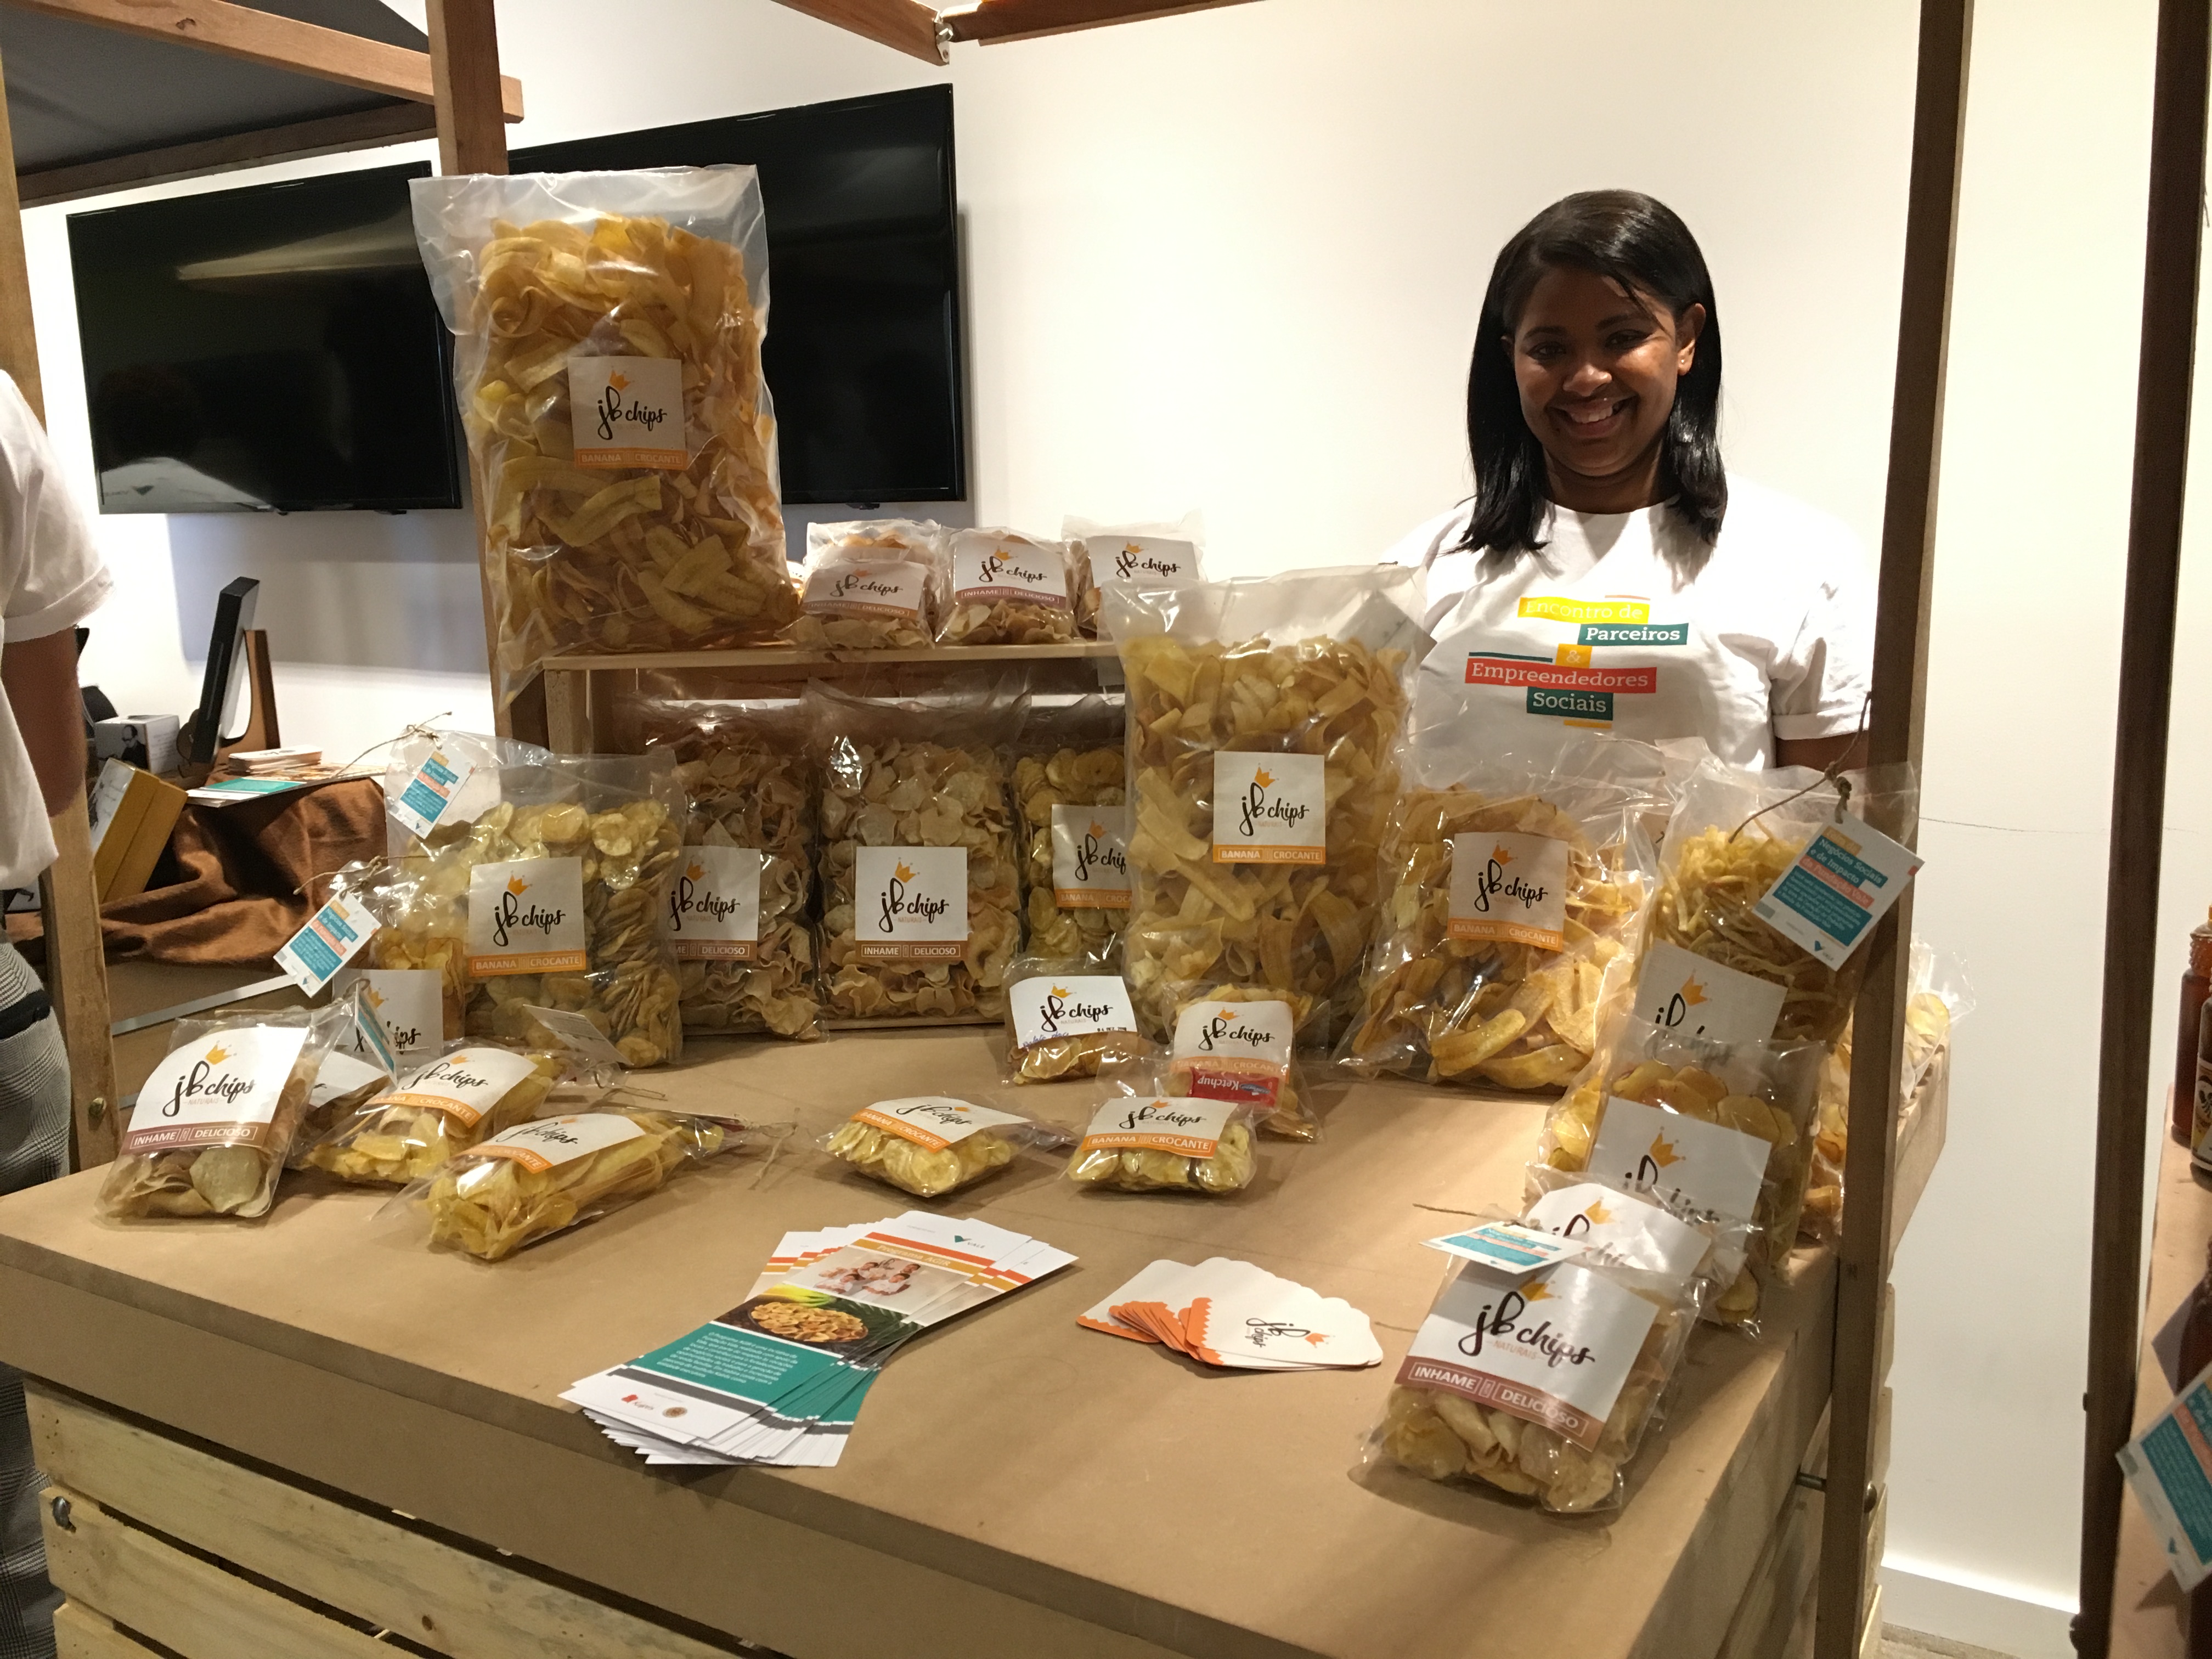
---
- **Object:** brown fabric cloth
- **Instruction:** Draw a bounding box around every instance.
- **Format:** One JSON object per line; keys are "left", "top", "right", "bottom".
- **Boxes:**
{"left": 10, "top": 778, "right": 386, "bottom": 968}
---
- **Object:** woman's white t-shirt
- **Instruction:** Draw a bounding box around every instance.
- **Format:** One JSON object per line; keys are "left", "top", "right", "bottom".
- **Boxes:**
{"left": 1392, "top": 479, "right": 1872, "bottom": 768}
{"left": 1, "top": 373, "right": 111, "bottom": 891}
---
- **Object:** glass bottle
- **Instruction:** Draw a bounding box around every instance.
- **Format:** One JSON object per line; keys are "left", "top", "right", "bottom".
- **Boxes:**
{"left": 2179, "top": 907, "right": 2212, "bottom": 1144}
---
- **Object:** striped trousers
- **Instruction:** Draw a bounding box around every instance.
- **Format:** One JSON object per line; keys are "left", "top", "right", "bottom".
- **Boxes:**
{"left": 0, "top": 943, "right": 65, "bottom": 1659}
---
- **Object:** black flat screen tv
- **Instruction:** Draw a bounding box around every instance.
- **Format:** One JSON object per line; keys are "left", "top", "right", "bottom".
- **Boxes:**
{"left": 71, "top": 161, "right": 462, "bottom": 514}
{"left": 514, "top": 84, "right": 966, "bottom": 505}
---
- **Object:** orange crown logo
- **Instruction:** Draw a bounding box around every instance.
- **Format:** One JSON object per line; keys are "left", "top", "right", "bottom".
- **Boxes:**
{"left": 204, "top": 1043, "right": 229, "bottom": 1065}
{"left": 1522, "top": 1278, "right": 1555, "bottom": 1303}
{"left": 608, "top": 370, "right": 629, "bottom": 392}
{"left": 506, "top": 876, "right": 529, "bottom": 897}
{"left": 1679, "top": 975, "right": 1708, "bottom": 1008}
{"left": 1647, "top": 1132, "right": 1683, "bottom": 1170}
{"left": 894, "top": 861, "right": 916, "bottom": 883}
{"left": 1254, "top": 766, "right": 1274, "bottom": 789}
{"left": 1216, "top": 1008, "right": 1238, "bottom": 1022}
{"left": 1301, "top": 1331, "right": 1331, "bottom": 1347}
{"left": 1582, "top": 1198, "right": 1613, "bottom": 1226}
{"left": 364, "top": 986, "right": 385, "bottom": 1009}
{"left": 1088, "top": 820, "right": 1106, "bottom": 839}
{"left": 1050, "top": 985, "right": 1071, "bottom": 998}
{"left": 1491, "top": 842, "right": 1516, "bottom": 866}
{"left": 686, "top": 861, "right": 706, "bottom": 883}
{"left": 1124, "top": 541, "right": 1143, "bottom": 555}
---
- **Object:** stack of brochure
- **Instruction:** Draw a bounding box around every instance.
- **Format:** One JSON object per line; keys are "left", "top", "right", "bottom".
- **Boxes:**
{"left": 565, "top": 1213, "right": 1074, "bottom": 1466}
{"left": 1078, "top": 1258, "right": 1381, "bottom": 1372}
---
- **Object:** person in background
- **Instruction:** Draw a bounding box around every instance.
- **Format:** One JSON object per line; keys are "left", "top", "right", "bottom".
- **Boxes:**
{"left": 1393, "top": 189, "right": 1872, "bottom": 771}
{"left": 0, "top": 370, "right": 110, "bottom": 1659}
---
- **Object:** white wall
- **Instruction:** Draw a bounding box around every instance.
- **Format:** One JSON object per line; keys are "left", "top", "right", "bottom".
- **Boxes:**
{"left": 24, "top": 0, "right": 2173, "bottom": 1647}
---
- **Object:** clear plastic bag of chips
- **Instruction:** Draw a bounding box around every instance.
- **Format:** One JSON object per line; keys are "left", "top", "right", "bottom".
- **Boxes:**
{"left": 1519, "top": 1163, "right": 1755, "bottom": 1311}
{"left": 936, "top": 528, "right": 1077, "bottom": 645}
{"left": 1165, "top": 984, "right": 1318, "bottom": 1141}
{"left": 304, "top": 1042, "right": 566, "bottom": 1187}
{"left": 1014, "top": 693, "right": 1130, "bottom": 966}
{"left": 1340, "top": 732, "right": 1663, "bottom": 1091}
{"left": 1107, "top": 568, "right": 1427, "bottom": 1044}
{"left": 821, "top": 1096, "right": 1070, "bottom": 1197}
{"left": 1062, "top": 511, "right": 1204, "bottom": 639}
{"left": 1001, "top": 963, "right": 1157, "bottom": 1084}
{"left": 411, "top": 168, "right": 795, "bottom": 708}
{"left": 381, "top": 727, "right": 550, "bottom": 857}
{"left": 100, "top": 1001, "right": 356, "bottom": 1221}
{"left": 1369, "top": 1247, "right": 1702, "bottom": 1513}
{"left": 386, "top": 752, "right": 687, "bottom": 1066}
{"left": 788, "top": 518, "right": 946, "bottom": 650}
{"left": 292, "top": 1047, "right": 396, "bottom": 1170}
{"left": 1534, "top": 1016, "right": 1822, "bottom": 1329}
{"left": 809, "top": 679, "right": 1022, "bottom": 1022}
{"left": 1065, "top": 1088, "right": 1261, "bottom": 1195}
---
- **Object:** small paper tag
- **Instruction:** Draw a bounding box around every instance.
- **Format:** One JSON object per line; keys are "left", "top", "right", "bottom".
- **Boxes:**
{"left": 949, "top": 532, "right": 1069, "bottom": 608}
{"left": 2120, "top": 1363, "right": 2212, "bottom": 1592}
{"left": 1009, "top": 975, "right": 1138, "bottom": 1051}
{"left": 1752, "top": 810, "right": 1923, "bottom": 966}
{"left": 348, "top": 985, "right": 400, "bottom": 1074}
{"left": 668, "top": 847, "right": 762, "bottom": 961}
{"left": 1447, "top": 832, "right": 1569, "bottom": 950}
{"left": 390, "top": 747, "right": 474, "bottom": 839}
{"left": 1212, "top": 752, "right": 1325, "bottom": 865}
{"left": 803, "top": 560, "right": 927, "bottom": 622}
{"left": 335, "top": 969, "right": 442, "bottom": 1059}
{"left": 126, "top": 1025, "right": 311, "bottom": 1154}
{"left": 516, "top": 1006, "right": 629, "bottom": 1071}
{"left": 1423, "top": 1221, "right": 1589, "bottom": 1276}
{"left": 1169, "top": 998, "right": 1293, "bottom": 1109}
{"left": 1087, "top": 534, "right": 1198, "bottom": 590}
{"left": 569, "top": 356, "right": 687, "bottom": 469}
{"left": 1587, "top": 1097, "right": 1770, "bottom": 1224}
{"left": 274, "top": 894, "right": 378, "bottom": 997}
{"left": 1522, "top": 1182, "right": 1713, "bottom": 1284}
{"left": 474, "top": 1113, "right": 645, "bottom": 1173}
{"left": 850, "top": 1097, "right": 1028, "bottom": 1153}
{"left": 467, "top": 857, "right": 587, "bottom": 977}
{"left": 1049, "top": 805, "right": 1131, "bottom": 909}
{"left": 1079, "top": 1096, "right": 1237, "bottom": 1159}
{"left": 377, "top": 1047, "right": 540, "bottom": 1128}
{"left": 1631, "top": 941, "right": 1786, "bottom": 1044}
{"left": 854, "top": 846, "right": 969, "bottom": 962}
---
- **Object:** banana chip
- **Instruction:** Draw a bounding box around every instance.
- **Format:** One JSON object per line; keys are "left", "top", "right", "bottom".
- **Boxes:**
{"left": 414, "top": 177, "right": 795, "bottom": 706}
{"left": 819, "top": 1096, "right": 1059, "bottom": 1197}
{"left": 1065, "top": 1096, "right": 1259, "bottom": 1194}
{"left": 1804, "top": 984, "right": 1957, "bottom": 1240}
{"left": 788, "top": 520, "right": 943, "bottom": 650}
{"left": 1015, "top": 743, "right": 1129, "bottom": 962}
{"left": 307, "top": 1047, "right": 561, "bottom": 1187}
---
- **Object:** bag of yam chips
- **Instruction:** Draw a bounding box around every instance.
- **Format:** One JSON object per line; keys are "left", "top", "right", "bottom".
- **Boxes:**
{"left": 100, "top": 1002, "right": 356, "bottom": 1221}
{"left": 411, "top": 168, "right": 795, "bottom": 709}
{"left": 1105, "top": 567, "right": 1428, "bottom": 1045}
{"left": 1013, "top": 692, "right": 1130, "bottom": 967}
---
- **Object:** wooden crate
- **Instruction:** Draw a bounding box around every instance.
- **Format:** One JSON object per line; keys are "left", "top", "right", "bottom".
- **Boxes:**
{"left": 31, "top": 1383, "right": 770, "bottom": 1659}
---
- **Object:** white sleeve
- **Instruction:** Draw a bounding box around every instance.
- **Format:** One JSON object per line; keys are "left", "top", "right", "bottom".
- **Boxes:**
{"left": 1769, "top": 524, "right": 1874, "bottom": 742}
{"left": 0, "top": 374, "right": 110, "bottom": 644}
{"left": 1380, "top": 504, "right": 1479, "bottom": 631}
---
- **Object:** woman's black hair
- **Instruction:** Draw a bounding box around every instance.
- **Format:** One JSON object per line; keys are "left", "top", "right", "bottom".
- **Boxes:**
{"left": 1461, "top": 189, "right": 1725, "bottom": 559}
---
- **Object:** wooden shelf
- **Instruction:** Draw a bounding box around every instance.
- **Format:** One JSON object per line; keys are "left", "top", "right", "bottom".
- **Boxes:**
{"left": 540, "top": 640, "right": 1119, "bottom": 674}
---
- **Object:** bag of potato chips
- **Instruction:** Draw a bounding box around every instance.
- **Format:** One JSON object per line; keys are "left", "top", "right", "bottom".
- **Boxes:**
{"left": 1339, "top": 731, "right": 1664, "bottom": 1092}
{"left": 789, "top": 520, "right": 946, "bottom": 650}
{"left": 808, "top": 678, "right": 1023, "bottom": 1023}
{"left": 411, "top": 168, "right": 795, "bottom": 708}
{"left": 1001, "top": 963, "right": 1156, "bottom": 1085}
{"left": 100, "top": 1001, "right": 355, "bottom": 1221}
{"left": 1105, "top": 568, "right": 1428, "bottom": 1044}
{"left": 1062, "top": 511, "right": 1204, "bottom": 639}
{"left": 821, "top": 1096, "right": 1071, "bottom": 1197}
{"left": 1013, "top": 693, "right": 1130, "bottom": 967}
{"left": 386, "top": 751, "right": 688, "bottom": 1067}
{"left": 382, "top": 727, "right": 549, "bottom": 857}
{"left": 936, "top": 528, "right": 1077, "bottom": 646}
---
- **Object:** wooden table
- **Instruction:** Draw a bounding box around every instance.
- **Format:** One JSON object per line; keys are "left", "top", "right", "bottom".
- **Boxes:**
{"left": 0, "top": 1028, "right": 1836, "bottom": 1659}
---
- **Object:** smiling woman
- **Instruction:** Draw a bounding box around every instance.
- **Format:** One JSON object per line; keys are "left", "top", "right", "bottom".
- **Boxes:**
{"left": 1394, "top": 191, "right": 1872, "bottom": 771}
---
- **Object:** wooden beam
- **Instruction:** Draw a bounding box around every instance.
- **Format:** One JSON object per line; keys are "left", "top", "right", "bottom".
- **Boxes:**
{"left": 2076, "top": 0, "right": 2212, "bottom": 1651}
{"left": 0, "top": 41, "right": 38, "bottom": 419}
{"left": 941, "top": 0, "right": 1259, "bottom": 46}
{"left": 426, "top": 0, "right": 505, "bottom": 176}
{"left": 1812, "top": 2, "right": 1972, "bottom": 1656}
{"left": 762, "top": 0, "right": 945, "bottom": 63}
{"left": 16, "top": 102, "right": 436, "bottom": 209}
{"left": 0, "top": 0, "right": 523, "bottom": 121}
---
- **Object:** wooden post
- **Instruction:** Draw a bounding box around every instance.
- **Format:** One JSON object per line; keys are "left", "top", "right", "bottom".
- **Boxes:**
{"left": 0, "top": 44, "right": 119, "bottom": 1167}
{"left": 2076, "top": 1, "right": 2212, "bottom": 1650}
{"left": 1813, "top": 2, "right": 1972, "bottom": 1654}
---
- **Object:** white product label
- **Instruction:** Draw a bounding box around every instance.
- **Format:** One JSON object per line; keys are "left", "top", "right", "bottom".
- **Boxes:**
{"left": 1087, "top": 534, "right": 1198, "bottom": 589}
{"left": 1212, "top": 752, "right": 1325, "bottom": 865}
{"left": 849, "top": 1096, "right": 1028, "bottom": 1153}
{"left": 1079, "top": 1095, "right": 1238, "bottom": 1159}
{"left": 273, "top": 894, "right": 378, "bottom": 997}
{"left": 1751, "top": 810, "right": 1923, "bottom": 967}
{"left": 1447, "top": 831, "right": 1569, "bottom": 950}
{"left": 516, "top": 1007, "right": 628, "bottom": 1071}
{"left": 308, "top": 1049, "right": 391, "bottom": 1110}
{"left": 1398, "top": 1260, "right": 1659, "bottom": 1451}
{"left": 338, "top": 968, "right": 442, "bottom": 1058}
{"left": 1587, "top": 1097, "right": 1771, "bottom": 1224}
{"left": 949, "top": 531, "right": 1070, "bottom": 608}
{"left": 854, "top": 846, "right": 969, "bottom": 962}
{"left": 1010, "top": 975, "right": 1139, "bottom": 1051}
{"left": 473, "top": 1113, "right": 645, "bottom": 1173}
{"left": 377, "top": 1047, "right": 540, "bottom": 1129}
{"left": 1523, "top": 1182, "right": 1713, "bottom": 1284}
{"left": 802, "top": 560, "right": 927, "bottom": 622}
{"left": 390, "top": 748, "right": 475, "bottom": 839}
{"left": 1423, "top": 1221, "right": 1589, "bottom": 1276}
{"left": 127, "top": 1025, "right": 311, "bottom": 1154}
{"left": 668, "top": 847, "right": 762, "bottom": 960}
{"left": 568, "top": 356, "right": 687, "bottom": 470}
{"left": 1170, "top": 998, "right": 1294, "bottom": 1110}
{"left": 1632, "top": 942, "right": 1786, "bottom": 1044}
{"left": 467, "top": 857, "right": 587, "bottom": 977}
{"left": 1050, "top": 804, "right": 1131, "bottom": 909}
